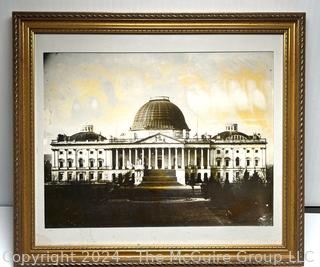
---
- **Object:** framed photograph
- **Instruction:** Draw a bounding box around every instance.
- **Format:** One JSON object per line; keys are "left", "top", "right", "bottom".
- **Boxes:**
{"left": 13, "top": 12, "right": 305, "bottom": 266}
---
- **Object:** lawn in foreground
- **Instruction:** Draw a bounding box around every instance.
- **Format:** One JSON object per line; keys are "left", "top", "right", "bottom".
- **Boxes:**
{"left": 45, "top": 184, "right": 271, "bottom": 228}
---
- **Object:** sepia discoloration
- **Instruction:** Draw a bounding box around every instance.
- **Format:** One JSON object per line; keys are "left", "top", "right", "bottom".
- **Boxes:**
{"left": 13, "top": 12, "right": 305, "bottom": 266}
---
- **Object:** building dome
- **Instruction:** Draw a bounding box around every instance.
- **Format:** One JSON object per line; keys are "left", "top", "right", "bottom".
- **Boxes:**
{"left": 131, "top": 96, "right": 189, "bottom": 131}
{"left": 211, "top": 124, "right": 263, "bottom": 141}
{"left": 69, "top": 131, "right": 106, "bottom": 142}
{"left": 212, "top": 130, "right": 249, "bottom": 141}
{"left": 65, "top": 125, "right": 106, "bottom": 142}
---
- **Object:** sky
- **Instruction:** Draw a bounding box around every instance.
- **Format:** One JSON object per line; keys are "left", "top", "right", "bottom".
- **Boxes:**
{"left": 44, "top": 52, "right": 274, "bottom": 162}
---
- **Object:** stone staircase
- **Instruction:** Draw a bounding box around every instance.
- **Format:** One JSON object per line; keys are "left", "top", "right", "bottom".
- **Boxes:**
{"left": 140, "top": 169, "right": 182, "bottom": 187}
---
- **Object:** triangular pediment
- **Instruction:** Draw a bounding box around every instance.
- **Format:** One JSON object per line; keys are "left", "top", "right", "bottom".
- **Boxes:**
{"left": 135, "top": 133, "right": 182, "bottom": 144}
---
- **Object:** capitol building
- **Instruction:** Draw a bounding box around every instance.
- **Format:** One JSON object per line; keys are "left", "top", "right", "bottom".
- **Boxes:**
{"left": 50, "top": 96, "right": 267, "bottom": 186}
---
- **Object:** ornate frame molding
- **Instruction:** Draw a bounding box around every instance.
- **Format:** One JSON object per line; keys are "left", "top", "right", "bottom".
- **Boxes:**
{"left": 13, "top": 12, "right": 305, "bottom": 266}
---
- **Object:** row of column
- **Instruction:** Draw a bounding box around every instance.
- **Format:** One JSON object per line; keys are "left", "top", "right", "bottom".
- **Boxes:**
{"left": 112, "top": 147, "right": 211, "bottom": 170}
{"left": 53, "top": 147, "right": 211, "bottom": 170}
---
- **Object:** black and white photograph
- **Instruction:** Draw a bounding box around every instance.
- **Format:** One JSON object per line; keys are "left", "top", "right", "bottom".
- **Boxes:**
{"left": 43, "top": 52, "right": 274, "bottom": 228}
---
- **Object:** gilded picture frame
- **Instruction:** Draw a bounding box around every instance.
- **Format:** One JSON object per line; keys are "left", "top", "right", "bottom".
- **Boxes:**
{"left": 13, "top": 12, "right": 305, "bottom": 266}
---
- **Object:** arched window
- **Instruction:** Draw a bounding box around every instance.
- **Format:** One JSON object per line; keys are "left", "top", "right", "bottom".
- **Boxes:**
{"left": 89, "top": 159, "right": 95, "bottom": 168}
{"left": 216, "top": 158, "right": 221, "bottom": 167}
{"left": 67, "top": 159, "right": 73, "bottom": 168}
{"left": 225, "top": 158, "right": 230, "bottom": 167}
{"left": 246, "top": 159, "right": 250, "bottom": 167}
{"left": 235, "top": 157, "right": 240, "bottom": 167}
{"left": 78, "top": 158, "right": 84, "bottom": 168}
{"left": 98, "top": 159, "right": 103, "bottom": 168}
{"left": 59, "top": 159, "right": 64, "bottom": 168}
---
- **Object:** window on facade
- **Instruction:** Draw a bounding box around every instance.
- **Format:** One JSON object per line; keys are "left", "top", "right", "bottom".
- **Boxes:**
{"left": 255, "top": 150, "right": 259, "bottom": 153}
{"left": 236, "top": 172, "right": 239, "bottom": 178}
{"left": 235, "top": 157, "right": 240, "bottom": 166}
{"left": 90, "top": 160, "right": 94, "bottom": 168}
{"left": 216, "top": 159, "right": 221, "bottom": 167}
{"left": 247, "top": 159, "right": 250, "bottom": 166}
{"left": 67, "top": 173, "right": 72, "bottom": 181}
{"left": 89, "top": 172, "right": 94, "bottom": 180}
{"left": 255, "top": 159, "right": 259, "bottom": 166}
{"left": 58, "top": 172, "right": 63, "bottom": 181}
{"left": 68, "top": 151, "right": 72, "bottom": 155}
{"left": 217, "top": 172, "right": 220, "bottom": 178}
{"left": 98, "top": 172, "right": 103, "bottom": 180}
{"left": 90, "top": 151, "right": 94, "bottom": 154}
{"left": 217, "top": 150, "right": 220, "bottom": 154}
{"left": 226, "top": 172, "right": 229, "bottom": 180}
{"left": 79, "top": 173, "right": 84, "bottom": 180}
{"left": 247, "top": 150, "right": 250, "bottom": 153}
{"left": 236, "top": 150, "right": 239, "bottom": 153}
{"left": 98, "top": 160, "right": 103, "bottom": 168}
{"left": 225, "top": 159, "right": 229, "bottom": 167}
{"left": 225, "top": 150, "right": 229, "bottom": 154}
{"left": 79, "top": 159, "right": 84, "bottom": 168}
{"left": 79, "top": 151, "right": 83, "bottom": 155}
{"left": 99, "top": 151, "right": 102, "bottom": 154}
{"left": 59, "top": 151, "right": 63, "bottom": 155}
{"left": 68, "top": 160, "right": 72, "bottom": 168}
{"left": 59, "top": 160, "right": 64, "bottom": 168}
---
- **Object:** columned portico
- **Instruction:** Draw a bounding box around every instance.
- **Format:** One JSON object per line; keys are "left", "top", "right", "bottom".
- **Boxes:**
{"left": 174, "top": 148, "right": 178, "bottom": 169}
{"left": 129, "top": 149, "right": 132, "bottom": 167}
{"left": 181, "top": 148, "right": 185, "bottom": 169}
{"left": 148, "top": 148, "right": 151, "bottom": 169}
{"left": 135, "top": 149, "right": 138, "bottom": 165}
{"left": 155, "top": 148, "right": 158, "bottom": 169}
{"left": 161, "top": 148, "right": 165, "bottom": 169}
{"left": 142, "top": 148, "right": 145, "bottom": 164}
{"left": 115, "top": 149, "right": 119, "bottom": 170}
{"left": 122, "top": 149, "right": 125, "bottom": 169}
{"left": 200, "top": 148, "right": 204, "bottom": 169}
{"left": 109, "top": 149, "right": 113, "bottom": 170}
